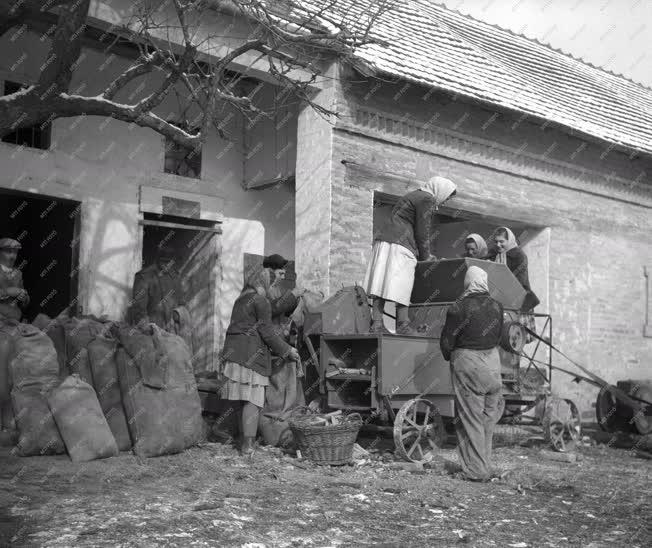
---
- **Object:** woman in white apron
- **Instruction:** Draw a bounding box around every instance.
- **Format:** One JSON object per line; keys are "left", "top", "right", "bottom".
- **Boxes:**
{"left": 364, "top": 177, "right": 457, "bottom": 334}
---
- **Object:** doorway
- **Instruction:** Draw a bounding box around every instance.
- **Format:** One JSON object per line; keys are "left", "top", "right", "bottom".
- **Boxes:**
{"left": 0, "top": 189, "right": 80, "bottom": 321}
{"left": 140, "top": 213, "right": 221, "bottom": 373}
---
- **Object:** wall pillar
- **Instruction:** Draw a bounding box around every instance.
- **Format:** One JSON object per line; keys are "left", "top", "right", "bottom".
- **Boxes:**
{"left": 294, "top": 63, "right": 338, "bottom": 295}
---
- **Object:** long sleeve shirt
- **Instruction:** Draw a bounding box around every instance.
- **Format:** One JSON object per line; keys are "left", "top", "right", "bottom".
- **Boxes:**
{"left": 376, "top": 189, "right": 437, "bottom": 260}
{"left": 221, "top": 291, "right": 291, "bottom": 377}
{"left": 440, "top": 293, "right": 504, "bottom": 362}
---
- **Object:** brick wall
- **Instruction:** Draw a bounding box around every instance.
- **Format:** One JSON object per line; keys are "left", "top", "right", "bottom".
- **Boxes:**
{"left": 312, "top": 70, "right": 652, "bottom": 417}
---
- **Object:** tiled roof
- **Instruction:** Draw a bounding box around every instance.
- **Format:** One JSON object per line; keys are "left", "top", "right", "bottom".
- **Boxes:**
{"left": 303, "top": 0, "right": 652, "bottom": 156}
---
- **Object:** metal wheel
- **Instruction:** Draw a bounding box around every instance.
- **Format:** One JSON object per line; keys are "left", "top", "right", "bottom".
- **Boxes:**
{"left": 543, "top": 397, "right": 581, "bottom": 452}
{"left": 393, "top": 398, "right": 445, "bottom": 463}
{"left": 595, "top": 386, "right": 620, "bottom": 433}
{"left": 500, "top": 321, "right": 527, "bottom": 354}
{"left": 633, "top": 385, "right": 652, "bottom": 435}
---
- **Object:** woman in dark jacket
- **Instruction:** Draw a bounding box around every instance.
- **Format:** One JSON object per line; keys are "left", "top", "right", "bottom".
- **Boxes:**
{"left": 364, "top": 177, "right": 457, "bottom": 334}
{"left": 488, "top": 227, "right": 540, "bottom": 337}
{"left": 440, "top": 266, "right": 504, "bottom": 482}
{"left": 221, "top": 265, "right": 300, "bottom": 455}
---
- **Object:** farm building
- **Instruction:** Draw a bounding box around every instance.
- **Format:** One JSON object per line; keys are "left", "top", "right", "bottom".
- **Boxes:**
{"left": 1, "top": 0, "right": 651, "bottom": 417}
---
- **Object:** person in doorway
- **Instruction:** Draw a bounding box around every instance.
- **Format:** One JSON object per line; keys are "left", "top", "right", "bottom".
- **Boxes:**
{"left": 463, "top": 234, "right": 488, "bottom": 259}
{"left": 131, "top": 246, "right": 185, "bottom": 332}
{"left": 440, "top": 266, "right": 504, "bottom": 482}
{"left": 488, "top": 226, "right": 539, "bottom": 338}
{"left": 365, "top": 176, "right": 457, "bottom": 335}
{"left": 0, "top": 238, "right": 29, "bottom": 321}
{"left": 221, "top": 265, "right": 300, "bottom": 455}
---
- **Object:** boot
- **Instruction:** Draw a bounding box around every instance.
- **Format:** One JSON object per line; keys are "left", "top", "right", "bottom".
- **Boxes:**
{"left": 395, "top": 304, "right": 417, "bottom": 335}
{"left": 396, "top": 321, "right": 418, "bottom": 336}
{"left": 370, "top": 297, "right": 391, "bottom": 334}
{"left": 240, "top": 436, "right": 255, "bottom": 456}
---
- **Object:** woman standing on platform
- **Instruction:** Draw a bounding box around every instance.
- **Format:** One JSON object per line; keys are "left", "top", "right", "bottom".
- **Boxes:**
{"left": 364, "top": 176, "right": 457, "bottom": 335}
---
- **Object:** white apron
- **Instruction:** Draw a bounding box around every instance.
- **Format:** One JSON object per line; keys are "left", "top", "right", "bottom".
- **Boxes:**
{"left": 364, "top": 241, "right": 417, "bottom": 306}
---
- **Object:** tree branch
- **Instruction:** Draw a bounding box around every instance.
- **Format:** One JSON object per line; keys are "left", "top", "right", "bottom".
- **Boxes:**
{"left": 36, "top": 0, "right": 91, "bottom": 100}
{"left": 103, "top": 51, "right": 166, "bottom": 100}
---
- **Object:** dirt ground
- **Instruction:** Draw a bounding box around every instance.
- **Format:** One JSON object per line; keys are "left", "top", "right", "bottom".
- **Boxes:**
{"left": 0, "top": 428, "right": 650, "bottom": 548}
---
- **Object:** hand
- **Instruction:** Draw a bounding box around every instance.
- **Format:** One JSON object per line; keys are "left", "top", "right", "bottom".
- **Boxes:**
{"left": 16, "top": 289, "right": 28, "bottom": 302}
{"left": 5, "top": 287, "right": 24, "bottom": 298}
{"left": 291, "top": 287, "right": 306, "bottom": 297}
{"left": 286, "top": 347, "right": 300, "bottom": 362}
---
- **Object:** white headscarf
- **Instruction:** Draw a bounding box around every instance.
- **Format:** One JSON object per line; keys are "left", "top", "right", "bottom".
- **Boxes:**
{"left": 461, "top": 265, "right": 489, "bottom": 299}
{"left": 420, "top": 176, "right": 457, "bottom": 209}
{"left": 464, "top": 233, "right": 488, "bottom": 258}
{"left": 492, "top": 226, "right": 518, "bottom": 265}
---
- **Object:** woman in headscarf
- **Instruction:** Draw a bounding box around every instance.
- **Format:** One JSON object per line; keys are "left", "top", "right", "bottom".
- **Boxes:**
{"left": 365, "top": 176, "right": 457, "bottom": 335}
{"left": 488, "top": 227, "right": 540, "bottom": 338}
{"left": 440, "top": 266, "right": 504, "bottom": 482}
{"left": 463, "top": 233, "right": 488, "bottom": 259}
{"left": 221, "top": 264, "right": 300, "bottom": 455}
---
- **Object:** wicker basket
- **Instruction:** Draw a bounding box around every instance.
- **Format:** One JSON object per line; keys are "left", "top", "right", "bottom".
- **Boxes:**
{"left": 289, "top": 412, "right": 363, "bottom": 465}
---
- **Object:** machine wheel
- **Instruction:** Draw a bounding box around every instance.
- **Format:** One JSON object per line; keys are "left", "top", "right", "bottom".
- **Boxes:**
{"left": 500, "top": 321, "right": 527, "bottom": 354}
{"left": 595, "top": 386, "right": 621, "bottom": 433}
{"left": 543, "top": 397, "right": 581, "bottom": 452}
{"left": 393, "top": 398, "right": 445, "bottom": 463}
{"left": 632, "top": 385, "right": 652, "bottom": 435}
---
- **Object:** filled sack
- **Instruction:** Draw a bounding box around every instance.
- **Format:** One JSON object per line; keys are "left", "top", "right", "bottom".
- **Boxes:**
{"left": 116, "top": 324, "right": 203, "bottom": 457}
{"left": 32, "top": 313, "right": 67, "bottom": 378}
{"left": 0, "top": 323, "right": 15, "bottom": 430}
{"left": 47, "top": 374, "right": 119, "bottom": 462}
{"left": 88, "top": 333, "right": 131, "bottom": 451}
{"left": 12, "top": 388, "right": 65, "bottom": 456}
{"left": 9, "top": 322, "right": 65, "bottom": 455}
{"left": 63, "top": 316, "right": 113, "bottom": 385}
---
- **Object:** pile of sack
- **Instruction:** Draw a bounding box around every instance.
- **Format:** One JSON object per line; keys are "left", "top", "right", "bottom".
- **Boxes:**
{"left": 0, "top": 314, "right": 203, "bottom": 462}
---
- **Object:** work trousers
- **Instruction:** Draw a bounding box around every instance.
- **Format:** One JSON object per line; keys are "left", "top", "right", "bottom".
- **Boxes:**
{"left": 451, "top": 347, "right": 504, "bottom": 480}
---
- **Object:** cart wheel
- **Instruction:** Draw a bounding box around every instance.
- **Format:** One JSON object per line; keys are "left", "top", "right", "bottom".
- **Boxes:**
{"left": 500, "top": 321, "right": 527, "bottom": 354}
{"left": 543, "top": 397, "right": 581, "bottom": 452}
{"left": 393, "top": 398, "right": 445, "bottom": 464}
{"left": 595, "top": 386, "right": 620, "bottom": 433}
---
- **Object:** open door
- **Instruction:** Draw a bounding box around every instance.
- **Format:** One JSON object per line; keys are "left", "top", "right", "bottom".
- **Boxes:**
{"left": 141, "top": 214, "right": 221, "bottom": 374}
{"left": 180, "top": 232, "right": 219, "bottom": 373}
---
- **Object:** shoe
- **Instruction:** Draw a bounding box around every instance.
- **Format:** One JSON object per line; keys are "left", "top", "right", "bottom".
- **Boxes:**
{"left": 240, "top": 436, "right": 255, "bottom": 456}
{"left": 396, "top": 322, "right": 418, "bottom": 336}
{"left": 370, "top": 322, "right": 391, "bottom": 335}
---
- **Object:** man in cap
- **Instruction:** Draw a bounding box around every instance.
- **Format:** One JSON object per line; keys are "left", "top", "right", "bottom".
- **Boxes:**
{"left": 131, "top": 245, "right": 185, "bottom": 332}
{"left": 0, "top": 238, "right": 29, "bottom": 321}
{"left": 259, "top": 253, "right": 307, "bottom": 445}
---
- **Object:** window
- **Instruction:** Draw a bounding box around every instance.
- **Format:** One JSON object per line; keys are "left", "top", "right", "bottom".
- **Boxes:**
{"left": 2, "top": 81, "right": 51, "bottom": 150}
{"left": 164, "top": 125, "right": 201, "bottom": 179}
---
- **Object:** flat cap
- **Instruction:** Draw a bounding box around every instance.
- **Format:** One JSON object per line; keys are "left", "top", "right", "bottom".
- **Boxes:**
{"left": 0, "top": 238, "right": 21, "bottom": 250}
{"left": 262, "top": 254, "right": 288, "bottom": 270}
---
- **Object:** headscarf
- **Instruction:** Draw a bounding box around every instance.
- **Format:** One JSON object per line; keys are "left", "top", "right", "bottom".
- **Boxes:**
{"left": 419, "top": 176, "right": 457, "bottom": 209}
{"left": 492, "top": 226, "right": 518, "bottom": 265}
{"left": 243, "top": 263, "right": 271, "bottom": 295}
{"left": 461, "top": 266, "right": 489, "bottom": 299}
{"left": 464, "top": 233, "right": 488, "bottom": 258}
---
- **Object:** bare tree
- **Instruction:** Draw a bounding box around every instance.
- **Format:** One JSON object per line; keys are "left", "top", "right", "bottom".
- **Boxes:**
{"left": 0, "top": 0, "right": 392, "bottom": 152}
